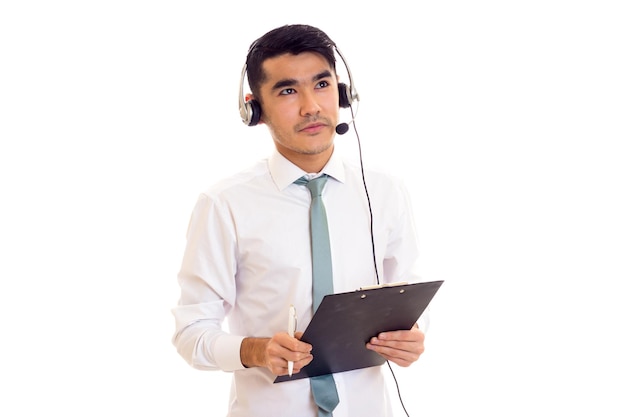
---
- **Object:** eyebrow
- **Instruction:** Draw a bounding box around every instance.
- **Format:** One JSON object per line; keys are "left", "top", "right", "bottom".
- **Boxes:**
{"left": 270, "top": 70, "right": 333, "bottom": 92}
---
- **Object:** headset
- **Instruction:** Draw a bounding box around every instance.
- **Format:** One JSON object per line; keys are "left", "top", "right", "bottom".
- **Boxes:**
{"left": 238, "top": 46, "right": 360, "bottom": 127}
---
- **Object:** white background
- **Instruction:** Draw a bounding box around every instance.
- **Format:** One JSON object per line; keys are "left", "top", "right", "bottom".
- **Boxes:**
{"left": 1, "top": 1, "right": 625, "bottom": 416}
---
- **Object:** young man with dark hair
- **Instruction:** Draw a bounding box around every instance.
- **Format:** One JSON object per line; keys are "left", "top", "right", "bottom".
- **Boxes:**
{"left": 172, "top": 24, "right": 426, "bottom": 417}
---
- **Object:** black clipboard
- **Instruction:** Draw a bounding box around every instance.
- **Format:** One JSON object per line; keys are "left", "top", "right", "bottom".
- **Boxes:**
{"left": 274, "top": 280, "right": 444, "bottom": 383}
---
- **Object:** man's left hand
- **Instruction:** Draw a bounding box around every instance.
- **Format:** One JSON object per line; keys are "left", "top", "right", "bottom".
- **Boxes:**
{"left": 365, "top": 324, "right": 425, "bottom": 367}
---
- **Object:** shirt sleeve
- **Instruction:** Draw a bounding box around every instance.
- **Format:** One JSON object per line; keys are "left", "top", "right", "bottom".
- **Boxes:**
{"left": 382, "top": 178, "right": 420, "bottom": 283}
{"left": 382, "top": 178, "right": 431, "bottom": 332}
{"left": 171, "top": 193, "right": 246, "bottom": 371}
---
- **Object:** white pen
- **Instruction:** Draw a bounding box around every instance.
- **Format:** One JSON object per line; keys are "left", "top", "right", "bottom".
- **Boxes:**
{"left": 287, "top": 304, "right": 297, "bottom": 377}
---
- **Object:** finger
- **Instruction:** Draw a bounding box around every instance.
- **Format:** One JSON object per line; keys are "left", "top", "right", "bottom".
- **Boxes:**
{"left": 367, "top": 343, "right": 421, "bottom": 367}
{"left": 289, "top": 353, "right": 314, "bottom": 375}
{"left": 377, "top": 328, "right": 424, "bottom": 343}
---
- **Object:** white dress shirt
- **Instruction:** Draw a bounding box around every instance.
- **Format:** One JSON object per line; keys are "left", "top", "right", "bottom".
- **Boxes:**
{"left": 172, "top": 150, "right": 421, "bottom": 417}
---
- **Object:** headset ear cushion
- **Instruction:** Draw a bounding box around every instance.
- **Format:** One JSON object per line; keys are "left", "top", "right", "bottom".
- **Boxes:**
{"left": 247, "top": 99, "right": 262, "bottom": 126}
{"left": 338, "top": 83, "right": 352, "bottom": 108}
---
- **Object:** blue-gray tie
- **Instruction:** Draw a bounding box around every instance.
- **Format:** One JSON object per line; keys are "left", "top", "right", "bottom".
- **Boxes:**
{"left": 295, "top": 175, "right": 340, "bottom": 417}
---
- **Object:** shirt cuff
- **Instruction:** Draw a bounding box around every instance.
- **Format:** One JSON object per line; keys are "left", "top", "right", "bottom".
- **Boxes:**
{"left": 212, "top": 334, "right": 247, "bottom": 372}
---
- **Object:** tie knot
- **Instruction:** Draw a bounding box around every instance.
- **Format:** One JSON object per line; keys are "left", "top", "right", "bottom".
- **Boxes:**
{"left": 295, "top": 175, "right": 328, "bottom": 197}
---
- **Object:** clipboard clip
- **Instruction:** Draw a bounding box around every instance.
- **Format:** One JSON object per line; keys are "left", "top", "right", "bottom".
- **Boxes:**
{"left": 358, "top": 281, "right": 408, "bottom": 291}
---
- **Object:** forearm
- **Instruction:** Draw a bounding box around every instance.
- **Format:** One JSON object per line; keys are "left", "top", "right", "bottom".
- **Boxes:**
{"left": 240, "top": 337, "right": 271, "bottom": 368}
{"left": 172, "top": 307, "right": 246, "bottom": 371}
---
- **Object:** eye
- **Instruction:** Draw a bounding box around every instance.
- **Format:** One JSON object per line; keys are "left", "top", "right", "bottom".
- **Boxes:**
{"left": 279, "top": 88, "right": 296, "bottom": 95}
{"left": 316, "top": 80, "right": 330, "bottom": 89}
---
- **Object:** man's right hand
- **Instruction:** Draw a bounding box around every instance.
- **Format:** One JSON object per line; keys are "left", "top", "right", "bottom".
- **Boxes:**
{"left": 240, "top": 332, "right": 313, "bottom": 375}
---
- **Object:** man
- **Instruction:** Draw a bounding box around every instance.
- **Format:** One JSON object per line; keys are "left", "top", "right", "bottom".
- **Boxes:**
{"left": 172, "top": 24, "right": 426, "bottom": 417}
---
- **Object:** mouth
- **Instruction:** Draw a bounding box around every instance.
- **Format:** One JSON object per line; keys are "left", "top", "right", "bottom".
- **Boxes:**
{"left": 298, "top": 122, "right": 328, "bottom": 134}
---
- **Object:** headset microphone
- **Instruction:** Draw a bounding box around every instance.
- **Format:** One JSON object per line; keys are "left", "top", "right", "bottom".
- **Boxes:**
{"left": 335, "top": 121, "right": 351, "bottom": 135}
{"left": 335, "top": 97, "right": 358, "bottom": 135}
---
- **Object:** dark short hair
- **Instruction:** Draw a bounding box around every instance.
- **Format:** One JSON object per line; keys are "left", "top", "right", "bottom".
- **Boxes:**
{"left": 245, "top": 24, "right": 337, "bottom": 101}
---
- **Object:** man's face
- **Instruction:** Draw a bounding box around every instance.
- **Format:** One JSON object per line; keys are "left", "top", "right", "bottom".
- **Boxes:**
{"left": 256, "top": 52, "right": 340, "bottom": 171}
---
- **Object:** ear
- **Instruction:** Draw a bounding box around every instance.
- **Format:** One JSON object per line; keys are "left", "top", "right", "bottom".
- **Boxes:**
{"left": 248, "top": 95, "right": 265, "bottom": 125}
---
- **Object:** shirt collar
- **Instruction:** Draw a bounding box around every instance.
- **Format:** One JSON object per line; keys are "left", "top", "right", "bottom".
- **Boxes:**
{"left": 269, "top": 150, "right": 346, "bottom": 191}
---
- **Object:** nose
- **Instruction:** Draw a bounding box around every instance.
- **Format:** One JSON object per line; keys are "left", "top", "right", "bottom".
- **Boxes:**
{"left": 299, "top": 90, "right": 321, "bottom": 118}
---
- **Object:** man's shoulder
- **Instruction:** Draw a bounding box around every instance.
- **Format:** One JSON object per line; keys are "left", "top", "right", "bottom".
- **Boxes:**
{"left": 342, "top": 158, "right": 404, "bottom": 187}
{"left": 201, "top": 158, "right": 270, "bottom": 198}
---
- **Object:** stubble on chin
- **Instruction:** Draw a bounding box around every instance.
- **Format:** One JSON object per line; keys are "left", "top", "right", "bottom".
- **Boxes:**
{"left": 299, "top": 140, "right": 334, "bottom": 155}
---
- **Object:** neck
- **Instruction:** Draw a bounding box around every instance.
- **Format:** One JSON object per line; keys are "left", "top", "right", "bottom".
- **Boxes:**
{"left": 278, "top": 146, "right": 334, "bottom": 174}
